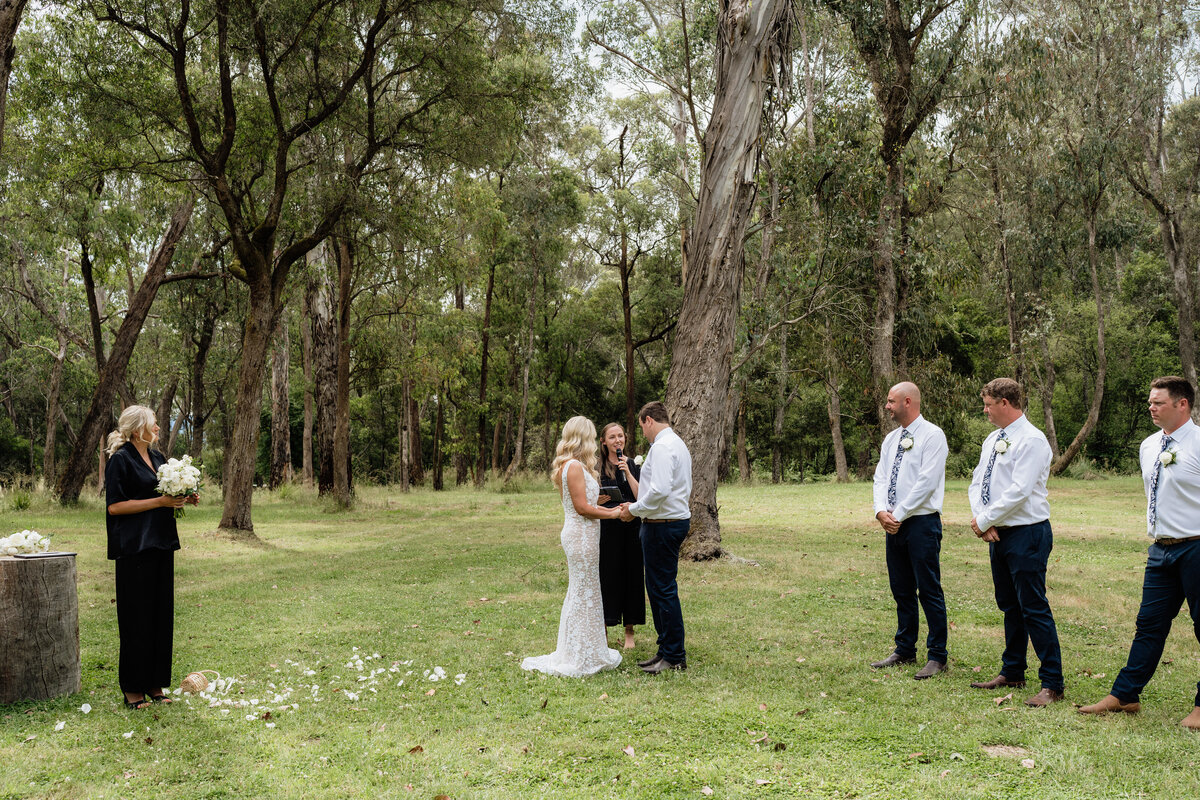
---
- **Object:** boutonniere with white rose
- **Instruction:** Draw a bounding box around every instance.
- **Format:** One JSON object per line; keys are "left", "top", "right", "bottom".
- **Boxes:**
{"left": 1159, "top": 447, "right": 1179, "bottom": 467}
{"left": 993, "top": 438, "right": 1010, "bottom": 454}
{"left": 900, "top": 435, "right": 915, "bottom": 450}
{"left": 634, "top": 455, "right": 644, "bottom": 466}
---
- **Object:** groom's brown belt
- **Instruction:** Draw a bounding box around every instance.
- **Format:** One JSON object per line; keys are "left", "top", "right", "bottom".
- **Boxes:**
{"left": 644, "top": 518, "right": 685, "bottom": 523}
{"left": 1155, "top": 535, "right": 1200, "bottom": 546}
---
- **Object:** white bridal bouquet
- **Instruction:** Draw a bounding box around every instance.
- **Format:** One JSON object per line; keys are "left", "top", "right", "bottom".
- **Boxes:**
{"left": 156, "top": 454, "right": 203, "bottom": 518}
{"left": 0, "top": 530, "right": 51, "bottom": 556}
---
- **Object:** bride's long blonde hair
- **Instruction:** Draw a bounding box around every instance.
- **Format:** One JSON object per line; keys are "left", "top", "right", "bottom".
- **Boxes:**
{"left": 551, "top": 416, "right": 600, "bottom": 488}
{"left": 106, "top": 405, "right": 158, "bottom": 455}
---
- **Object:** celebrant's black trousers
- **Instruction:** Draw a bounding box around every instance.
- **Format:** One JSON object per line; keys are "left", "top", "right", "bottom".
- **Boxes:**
{"left": 115, "top": 549, "right": 174, "bottom": 693}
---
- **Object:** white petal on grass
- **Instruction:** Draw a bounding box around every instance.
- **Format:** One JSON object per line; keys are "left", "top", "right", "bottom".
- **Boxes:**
{"left": 54, "top": 721, "right": 65, "bottom": 731}
{"left": 80, "top": 704, "right": 91, "bottom": 714}
{"left": 122, "top": 731, "right": 134, "bottom": 739}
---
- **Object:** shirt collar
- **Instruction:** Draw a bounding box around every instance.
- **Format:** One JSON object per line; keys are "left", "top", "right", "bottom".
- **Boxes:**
{"left": 1163, "top": 418, "right": 1197, "bottom": 443}
{"left": 999, "top": 414, "right": 1029, "bottom": 436}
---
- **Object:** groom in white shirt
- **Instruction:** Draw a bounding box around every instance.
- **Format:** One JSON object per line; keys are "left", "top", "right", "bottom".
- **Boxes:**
{"left": 967, "top": 377, "right": 1064, "bottom": 707}
{"left": 620, "top": 401, "right": 692, "bottom": 673}
{"left": 870, "top": 382, "right": 950, "bottom": 679}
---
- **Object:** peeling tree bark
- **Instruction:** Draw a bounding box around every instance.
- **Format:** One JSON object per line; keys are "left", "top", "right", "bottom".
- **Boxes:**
{"left": 664, "top": 0, "right": 793, "bottom": 560}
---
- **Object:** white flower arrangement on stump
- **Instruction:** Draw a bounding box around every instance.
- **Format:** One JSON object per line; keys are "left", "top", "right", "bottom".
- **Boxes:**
{"left": 0, "top": 530, "right": 50, "bottom": 556}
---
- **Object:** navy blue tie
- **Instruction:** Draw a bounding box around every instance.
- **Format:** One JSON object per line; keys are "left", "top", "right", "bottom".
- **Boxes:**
{"left": 886, "top": 429, "right": 910, "bottom": 510}
{"left": 1148, "top": 434, "right": 1174, "bottom": 532}
{"left": 981, "top": 430, "right": 1009, "bottom": 506}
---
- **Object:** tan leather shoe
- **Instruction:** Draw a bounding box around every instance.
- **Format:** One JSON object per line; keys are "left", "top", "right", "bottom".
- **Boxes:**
{"left": 1180, "top": 706, "right": 1200, "bottom": 730}
{"left": 970, "top": 674, "right": 1026, "bottom": 690}
{"left": 1078, "top": 694, "right": 1140, "bottom": 715}
{"left": 1024, "top": 688, "right": 1064, "bottom": 707}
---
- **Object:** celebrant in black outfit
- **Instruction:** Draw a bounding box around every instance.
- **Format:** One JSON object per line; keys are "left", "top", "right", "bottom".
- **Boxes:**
{"left": 597, "top": 422, "right": 645, "bottom": 650}
{"left": 105, "top": 405, "right": 193, "bottom": 709}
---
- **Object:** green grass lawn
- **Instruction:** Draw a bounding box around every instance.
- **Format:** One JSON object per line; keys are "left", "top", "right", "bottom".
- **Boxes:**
{"left": 2, "top": 477, "right": 1199, "bottom": 799}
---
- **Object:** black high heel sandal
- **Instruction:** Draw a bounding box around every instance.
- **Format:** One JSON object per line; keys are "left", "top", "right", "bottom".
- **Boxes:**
{"left": 123, "top": 695, "right": 150, "bottom": 710}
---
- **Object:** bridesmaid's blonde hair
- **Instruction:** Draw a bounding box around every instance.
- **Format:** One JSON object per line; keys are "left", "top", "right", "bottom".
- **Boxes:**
{"left": 551, "top": 416, "right": 599, "bottom": 488}
{"left": 106, "top": 405, "right": 158, "bottom": 455}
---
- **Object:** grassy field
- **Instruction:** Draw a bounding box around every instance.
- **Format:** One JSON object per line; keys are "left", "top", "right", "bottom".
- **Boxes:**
{"left": 1, "top": 477, "right": 1198, "bottom": 799}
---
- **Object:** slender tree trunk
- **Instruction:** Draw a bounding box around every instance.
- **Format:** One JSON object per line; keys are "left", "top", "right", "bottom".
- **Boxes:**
{"left": 736, "top": 397, "right": 749, "bottom": 483}
{"left": 407, "top": 380, "right": 424, "bottom": 485}
{"left": 0, "top": 0, "right": 28, "bottom": 158}
{"left": 312, "top": 265, "right": 337, "bottom": 495}
{"left": 491, "top": 416, "right": 503, "bottom": 475}
{"left": 1038, "top": 331, "right": 1060, "bottom": 460}
{"left": 433, "top": 383, "right": 444, "bottom": 491}
{"left": 506, "top": 264, "right": 537, "bottom": 480}
{"left": 398, "top": 382, "right": 410, "bottom": 491}
{"left": 772, "top": 331, "right": 788, "bottom": 483}
{"left": 475, "top": 261, "right": 497, "bottom": 486}
{"left": 58, "top": 194, "right": 196, "bottom": 503}
{"left": 1051, "top": 214, "right": 1107, "bottom": 474}
{"left": 269, "top": 323, "right": 293, "bottom": 489}
{"left": 42, "top": 336, "right": 66, "bottom": 479}
{"left": 300, "top": 279, "right": 315, "bottom": 487}
{"left": 332, "top": 234, "right": 353, "bottom": 506}
{"left": 824, "top": 321, "right": 849, "bottom": 482}
{"left": 664, "top": 0, "right": 792, "bottom": 560}
{"left": 189, "top": 307, "right": 217, "bottom": 457}
{"left": 992, "top": 159, "right": 1026, "bottom": 384}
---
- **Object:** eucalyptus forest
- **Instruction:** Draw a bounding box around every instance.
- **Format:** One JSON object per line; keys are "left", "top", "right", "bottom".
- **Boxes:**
{"left": 1, "top": 0, "right": 1198, "bottom": 557}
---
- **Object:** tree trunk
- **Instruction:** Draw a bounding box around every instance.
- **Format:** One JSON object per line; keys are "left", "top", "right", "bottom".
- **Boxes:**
{"left": 1038, "top": 331, "right": 1060, "bottom": 460}
{"left": 42, "top": 336, "right": 67, "bottom": 479}
{"left": 772, "top": 331, "right": 788, "bottom": 483}
{"left": 332, "top": 234, "right": 353, "bottom": 506}
{"left": 312, "top": 267, "right": 337, "bottom": 496}
{"left": 506, "top": 266, "right": 538, "bottom": 480}
{"left": 664, "top": 0, "right": 792, "bottom": 560}
{"left": 433, "top": 382, "right": 445, "bottom": 491}
{"left": 188, "top": 306, "right": 217, "bottom": 457}
{"left": 475, "top": 261, "right": 497, "bottom": 486}
{"left": 992, "top": 159, "right": 1026, "bottom": 384}
{"left": 1051, "top": 214, "right": 1106, "bottom": 475}
{"left": 57, "top": 194, "right": 196, "bottom": 503}
{"left": 824, "top": 321, "right": 850, "bottom": 482}
{"left": 269, "top": 322, "right": 293, "bottom": 489}
{"left": 300, "top": 268, "right": 316, "bottom": 487}
{"left": 0, "top": 0, "right": 28, "bottom": 158}
{"left": 408, "top": 386, "right": 424, "bottom": 485}
{"left": 736, "top": 396, "right": 750, "bottom": 483}
{"left": 398, "top": 382, "right": 410, "bottom": 491}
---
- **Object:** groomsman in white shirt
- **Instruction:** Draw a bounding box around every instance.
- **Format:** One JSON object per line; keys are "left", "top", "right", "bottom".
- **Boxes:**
{"left": 620, "top": 401, "right": 693, "bottom": 673}
{"left": 1080, "top": 376, "right": 1200, "bottom": 730}
{"left": 967, "top": 377, "right": 1065, "bottom": 707}
{"left": 869, "top": 382, "right": 950, "bottom": 679}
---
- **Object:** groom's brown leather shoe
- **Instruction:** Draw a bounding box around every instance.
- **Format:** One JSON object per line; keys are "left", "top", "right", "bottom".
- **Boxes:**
{"left": 1078, "top": 694, "right": 1140, "bottom": 715}
{"left": 869, "top": 651, "right": 916, "bottom": 669}
{"left": 913, "top": 660, "right": 947, "bottom": 680}
{"left": 970, "top": 674, "right": 1026, "bottom": 690}
{"left": 1024, "top": 688, "right": 1064, "bottom": 707}
{"left": 637, "top": 655, "right": 663, "bottom": 669}
{"left": 642, "top": 658, "right": 685, "bottom": 674}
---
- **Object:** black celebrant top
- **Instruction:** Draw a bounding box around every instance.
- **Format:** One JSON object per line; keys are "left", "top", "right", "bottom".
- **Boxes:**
{"left": 105, "top": 443, "right": 180, "bottom": 560}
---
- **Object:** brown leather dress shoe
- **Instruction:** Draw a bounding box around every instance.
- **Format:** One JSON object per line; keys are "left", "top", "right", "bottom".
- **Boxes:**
{"left": 637, "top": 655, "right": 663, "bottom": 669}
{"left": 1078, "top": 694, "right": 1140, "bottom": 715}
{"left": 970, "top": 674, "right": 1026, "bottom": 690}
{"left": 1024, "top": 688, "right": 1064, "bottom": 707}
{"left": 870, "top": 652, "right": 916, "bottom": 669}
{"left": 914, "top": 660, "right": 947, "bottom": 680}
{"left": 642, "top": 658, "right": 686, "bottom": 674}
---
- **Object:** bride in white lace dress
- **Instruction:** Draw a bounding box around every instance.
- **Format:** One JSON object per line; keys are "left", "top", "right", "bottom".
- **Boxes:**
{"left": 522, "top": 416, "right": 623, "bottom": 677}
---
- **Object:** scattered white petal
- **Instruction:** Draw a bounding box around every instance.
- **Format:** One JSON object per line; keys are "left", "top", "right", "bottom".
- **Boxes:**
{"left": 265, "top": 722, "right": 276, "bottom": 729}
{"left": 122, "top": 731, "right": 134, "bottom": 739}
{"left": 54, "top": 721, "right": 65, "bottom": 731}
{"left": 80, "top": 704, "right": 92, "bottom": 714}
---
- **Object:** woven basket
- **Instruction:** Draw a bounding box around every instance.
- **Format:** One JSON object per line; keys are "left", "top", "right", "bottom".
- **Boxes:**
{"left": 180, "top": 669, "right": 220, "bottom": 694}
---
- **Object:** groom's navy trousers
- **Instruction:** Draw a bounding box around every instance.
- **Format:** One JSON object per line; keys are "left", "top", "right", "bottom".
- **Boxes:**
{"left": 641, "top": 519, "right": 689, "bottom": 664}
{"left": 885, "top": 512, "right": 948, "bottom": 664}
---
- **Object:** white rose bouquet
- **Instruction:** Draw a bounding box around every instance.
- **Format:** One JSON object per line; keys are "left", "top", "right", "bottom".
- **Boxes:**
{"left": 0, "top": 530, "right": 51, "bottom": 556}
{"left": 155, "top": 454, "right": 203, "bottom": 519}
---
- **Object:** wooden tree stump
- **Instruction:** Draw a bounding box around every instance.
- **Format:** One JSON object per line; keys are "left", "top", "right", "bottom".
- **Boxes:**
{"left": 0, "top": 555, "right": 81, "bottom": 704}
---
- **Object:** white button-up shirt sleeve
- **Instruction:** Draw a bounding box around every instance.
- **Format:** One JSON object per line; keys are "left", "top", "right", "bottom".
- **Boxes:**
{"left": 1142, "top": 419, "right": 1200, "bottom": 538}
{"left": 891, "top": 419, "right": 948, "bottom": 522}
{"left": 974, "top": 416, "right": 1052, "bottom": 531}
{"left": 628, "top": 428, "right": 692, "bottom": 520}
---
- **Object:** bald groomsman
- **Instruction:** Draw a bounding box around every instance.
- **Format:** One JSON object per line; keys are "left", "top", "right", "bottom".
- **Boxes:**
{"left": 1080, "top": 376, "right": 1200, "bottom": 730}
{"left": 870, "top": 382, "right": 950, "bottom": 679}
{"left": 967, "top": 378, "right": 1064, "bottom": 707}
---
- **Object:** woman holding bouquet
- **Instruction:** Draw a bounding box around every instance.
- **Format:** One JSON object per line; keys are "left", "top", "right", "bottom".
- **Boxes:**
{"left": 105, "top": 405, "right": 197, "bottom": 709}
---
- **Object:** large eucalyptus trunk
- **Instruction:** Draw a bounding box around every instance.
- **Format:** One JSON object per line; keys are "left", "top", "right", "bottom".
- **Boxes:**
{"left": 58, "top": 194, "right": 196, "bottom": 503}
{"left": 1051, "top": 214, "right": 1106, "bottom": 475}
{"left": 269, "top": 323, "right": 293, "bottom": 490}
{"left": 664, "top": 0, "right": 792, "bottom": 560}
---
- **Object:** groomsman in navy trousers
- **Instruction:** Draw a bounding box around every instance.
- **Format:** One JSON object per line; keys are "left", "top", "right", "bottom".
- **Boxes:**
{"left": 869, "top": 382, "right": 950, "bottom": 680}
{"left": 967, "top": 378, "right": 1065, "bottom": 707}
{"left": 1080, "top": 376, "right": 1200, "bottom": 730}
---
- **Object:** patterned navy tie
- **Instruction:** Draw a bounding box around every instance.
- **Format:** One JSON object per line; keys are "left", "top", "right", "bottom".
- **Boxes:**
{"left": 886, "top": 429, "right": 910, "bottom": 510}
{"left": 980, "top": 430, "right": 1009, "bottom": 506}
{"left": 1148, "top": 434, "right": 1174, "bottom": 532}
